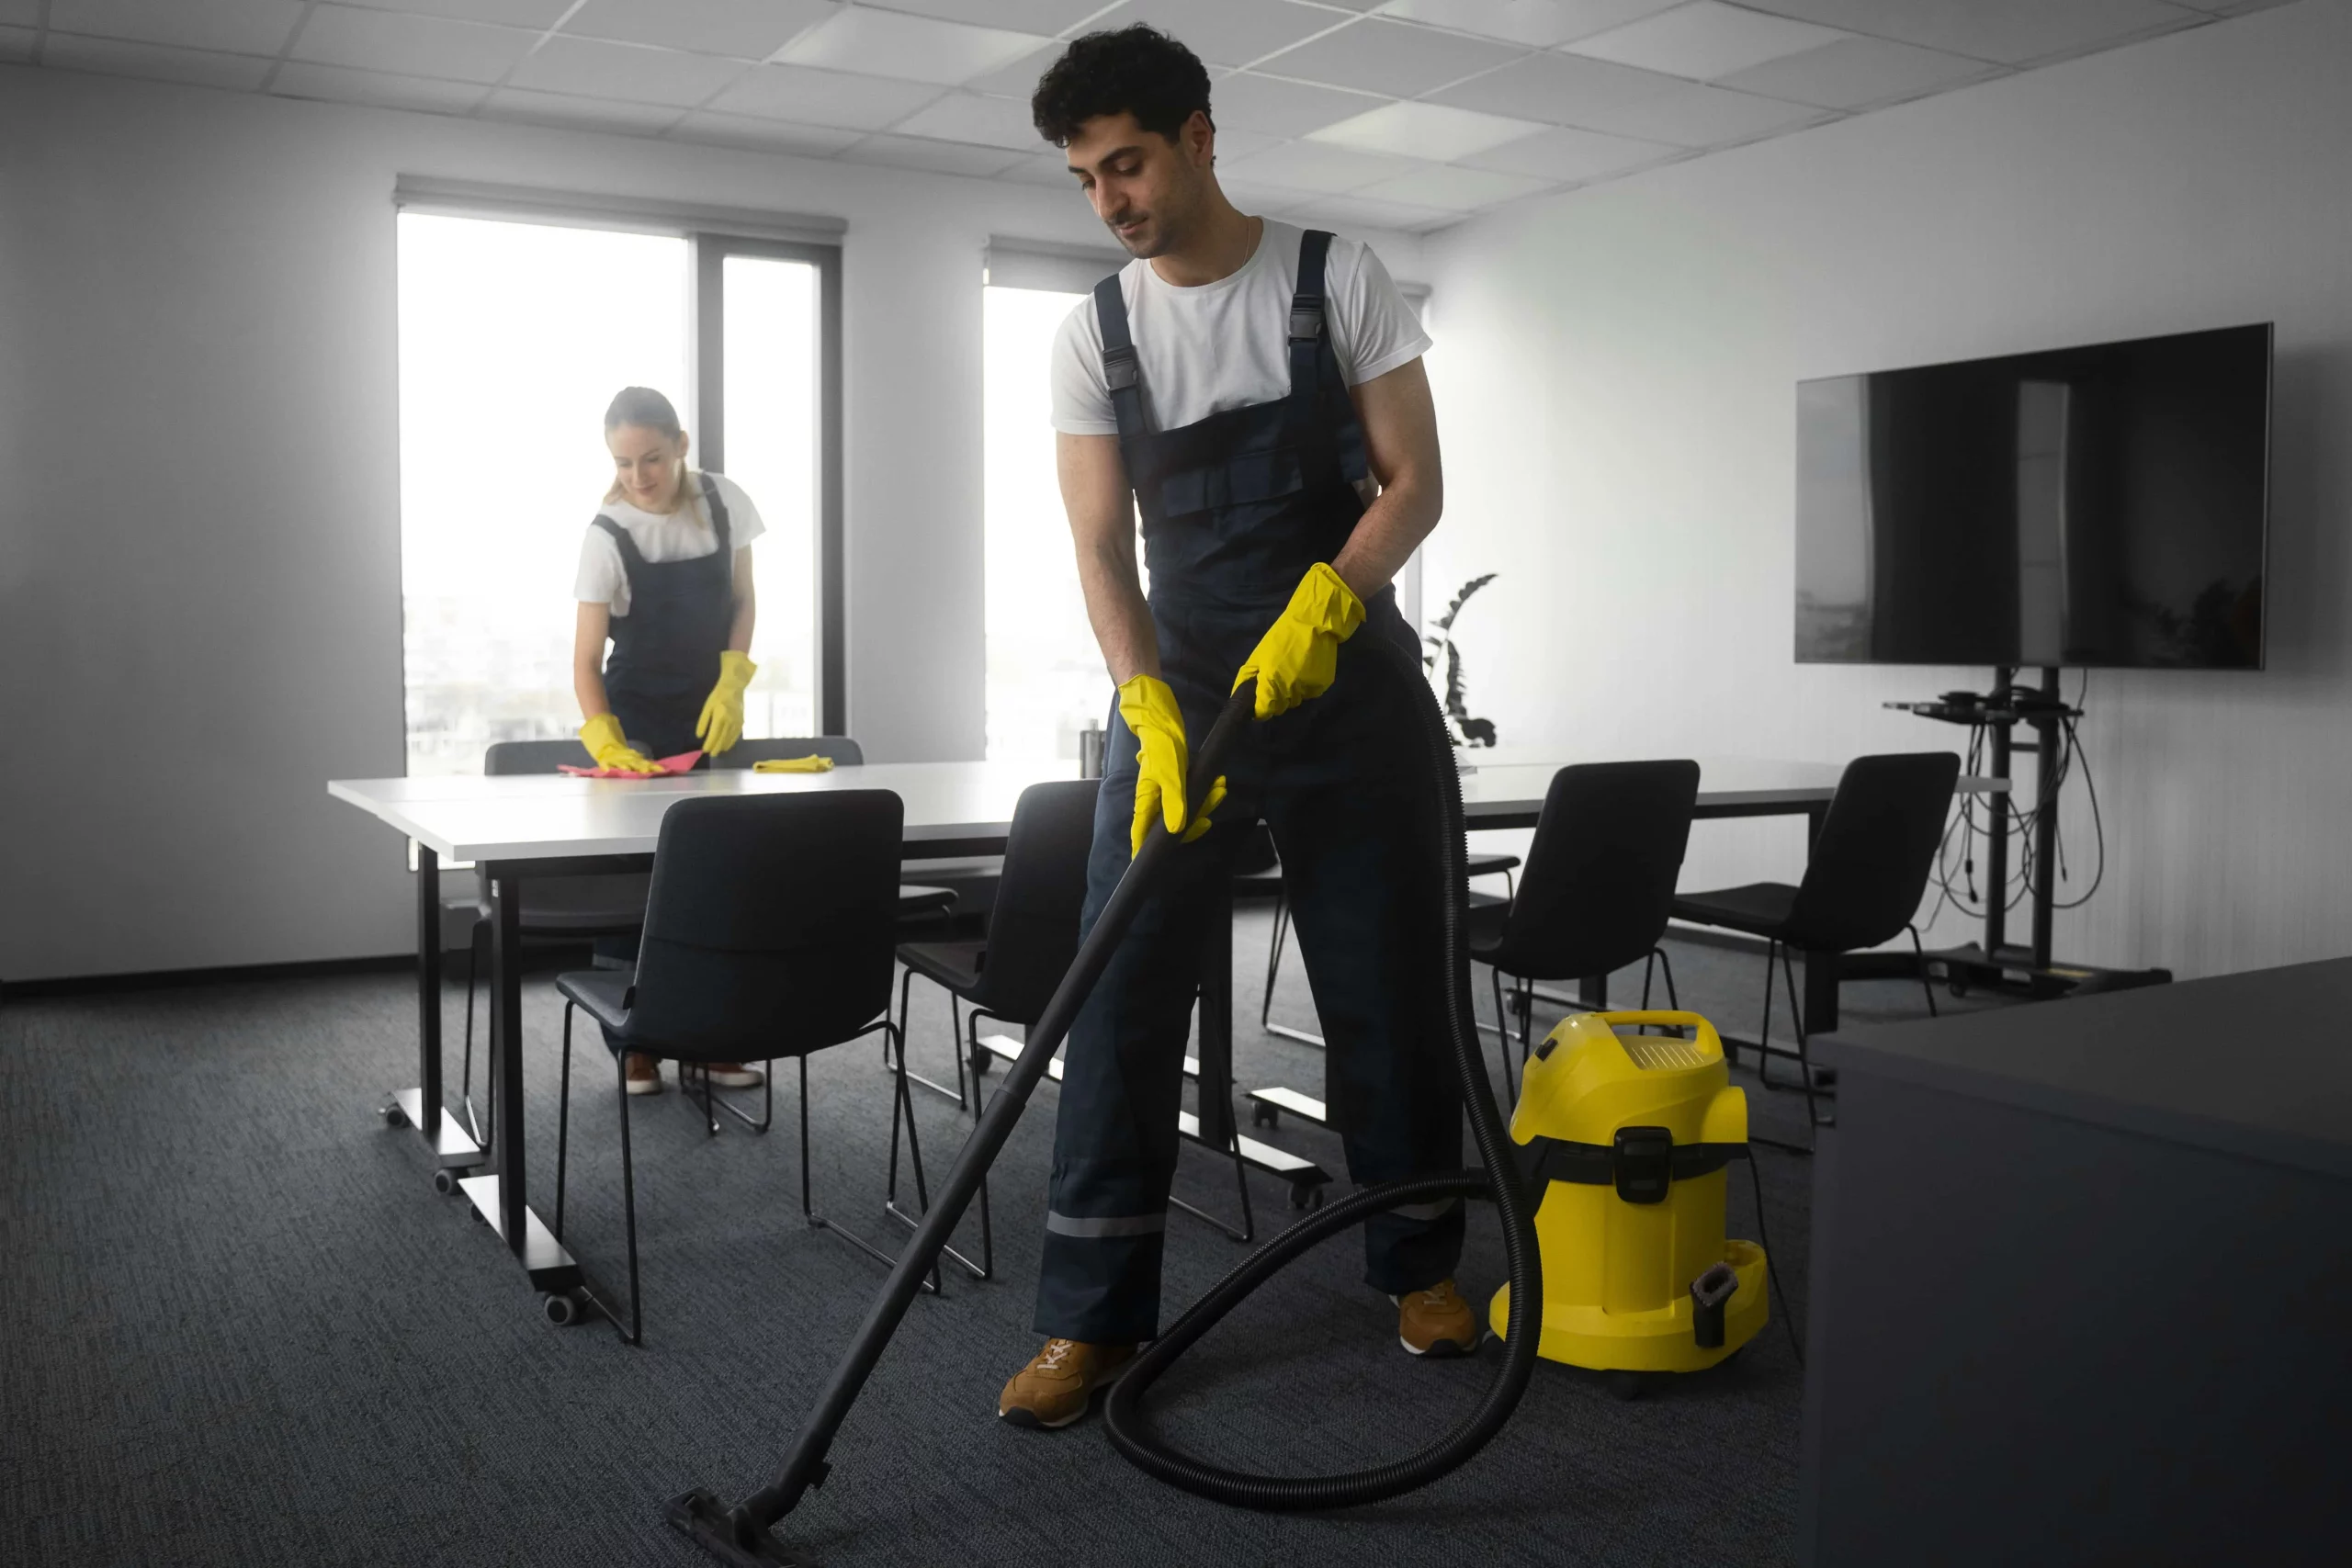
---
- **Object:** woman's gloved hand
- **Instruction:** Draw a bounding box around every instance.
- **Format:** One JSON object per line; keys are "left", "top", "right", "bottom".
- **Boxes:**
{"left": 1234, "top": 562, "right": 1365, "bottom": 720}
{"left": 1118, "top": 673, "right": 1227, "bottom": 859}
{"left": 695, "top": 650, "right": 757, "bottom": 756}
{"left": 751, "top": 755, "right": 834, "bottom": 773}
{"left": 578, "top": 713, "right": 662, "bottom": 775}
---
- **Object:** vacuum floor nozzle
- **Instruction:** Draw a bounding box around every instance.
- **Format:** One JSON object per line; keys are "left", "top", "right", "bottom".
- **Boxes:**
{"left": 665, "top": 1489, "right": 796, "bottom": 1567}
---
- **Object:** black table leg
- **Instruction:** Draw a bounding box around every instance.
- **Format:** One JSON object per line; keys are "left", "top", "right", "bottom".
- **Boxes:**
{"left": 388, "top": 845, "right": 481, "bottom": 1170}
{"left": 458, "top": 864, "right": 581, "bottom": 1298}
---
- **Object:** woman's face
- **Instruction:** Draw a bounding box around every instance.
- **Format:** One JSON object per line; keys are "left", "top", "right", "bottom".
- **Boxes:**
{"left": 607, "top": 423, "right": 688, "bottom": 510}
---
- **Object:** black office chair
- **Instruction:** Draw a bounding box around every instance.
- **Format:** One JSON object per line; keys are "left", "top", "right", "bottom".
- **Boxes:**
{"left": 1672, "top": 751, "right": 1959, "bottom": 1133}
{"left": 890, "top": 779, "right": 1099, "bottom": 1280}
{"left": 458, "top": 738, "right": 650, "bottom": 1145}
{"left": 713, "top": 735, "right": 960, "bottom": 928}
{"left": 550, "top": 790, "right": 933, "bottom": 1343}
{"left": 1239, "top": 823, "right": 1521, "bottom": 1048}
{"left": 1466, "top": 761, "right": 1702, "bottom": 1102}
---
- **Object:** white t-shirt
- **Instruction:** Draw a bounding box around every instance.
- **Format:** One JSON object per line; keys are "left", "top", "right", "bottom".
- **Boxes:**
{"left": 1050, "top": 220, "right": 1430, "bottom": 436}
{"left": 572, "top": 470, "right": 765, "bottom": 617}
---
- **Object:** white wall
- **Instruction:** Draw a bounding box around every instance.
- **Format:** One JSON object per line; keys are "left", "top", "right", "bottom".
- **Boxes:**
{"left": 1421, "top": 0, "right": 2352, "bottom": 982}
{"left": 0, "top": 66, "right": 1420, "bottom": 982}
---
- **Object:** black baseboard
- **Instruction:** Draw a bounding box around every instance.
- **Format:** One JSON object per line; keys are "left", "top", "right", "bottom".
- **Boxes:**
{"left": 4, "top": 953, "right": 417, "bottom": 1000}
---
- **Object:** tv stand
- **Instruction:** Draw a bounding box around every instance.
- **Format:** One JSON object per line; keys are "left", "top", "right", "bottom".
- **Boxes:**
{"left": 1879, "top": 665, "right": 2169, "bottom": 1003}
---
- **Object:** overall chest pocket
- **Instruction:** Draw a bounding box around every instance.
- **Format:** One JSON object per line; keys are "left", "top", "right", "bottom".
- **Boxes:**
{"left": 1156, "top": 446, "right": 1306, "bottom": 525}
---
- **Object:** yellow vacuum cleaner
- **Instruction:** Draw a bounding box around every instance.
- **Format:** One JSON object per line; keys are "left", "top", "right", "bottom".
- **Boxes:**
{"left": 1490, "top": 1010, "right": 1768, "bottom": 1396}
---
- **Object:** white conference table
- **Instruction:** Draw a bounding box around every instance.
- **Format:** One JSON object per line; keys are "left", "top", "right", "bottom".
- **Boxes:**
{"left": 330, "top": 753, "right": 1999, "bottom": 1310}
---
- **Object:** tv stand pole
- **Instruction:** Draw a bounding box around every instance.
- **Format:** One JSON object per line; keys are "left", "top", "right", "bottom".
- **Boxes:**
{"left": 2030, "top": 666, "right": 2060, "bottom": 967}
{"left": 1981, "top": 663, "right": 2016, "bottom": 963}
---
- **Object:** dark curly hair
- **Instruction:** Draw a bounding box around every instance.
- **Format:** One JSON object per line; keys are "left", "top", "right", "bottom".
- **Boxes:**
{"left": 1031, "top": 24, "right": 1212, "bottom": 147}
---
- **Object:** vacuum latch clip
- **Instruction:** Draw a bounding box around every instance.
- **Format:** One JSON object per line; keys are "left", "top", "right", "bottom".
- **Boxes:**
{"left": 1612, "top": 1126, "right": 1674, "bottom": 1204}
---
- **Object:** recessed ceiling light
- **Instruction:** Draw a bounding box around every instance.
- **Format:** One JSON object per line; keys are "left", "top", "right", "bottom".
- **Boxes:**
{"left": 1308, "top": 101, "right": 1549, "bottom": 162}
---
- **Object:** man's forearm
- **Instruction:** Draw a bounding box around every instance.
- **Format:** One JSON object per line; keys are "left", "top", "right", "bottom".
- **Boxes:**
{"left": 1078, "top": 535, "right": 1160, "bottom": 686}
{"left": 1330, "top": 466, "right": 1442, "bottom": 603}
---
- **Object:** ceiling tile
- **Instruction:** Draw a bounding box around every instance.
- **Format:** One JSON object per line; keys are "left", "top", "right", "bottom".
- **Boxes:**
{"left": 1210, "top": 71, "right": 1386, "bottom": 138}
{"left": 294, "top": 7, "right": 538, "bottom": 84}
{"left": 508, "top": 34, "right": 752, "bottom": 105}
{"left": 1256, "top": 17, "right": 1525, "bottom": 96}
{"left": 560, "top": 0, "right": 837, "bottom": 62}
{"left": 0, "top": 26, "right": 36, "bottom": 62}
{"left": 1353, "top": 163, "right": 1553, "bottom": 210}
{"left": 839, "top": 130, "right": 1032, "bottom": 176}
{"left": 962, "top": 42, "right": 1059, "bottom": 97}
{"left": 332, "top": 1, "right": 572, "bottom": 26}
{"left": 1566, "top": 1, "right": 1850, "bottom": 80}
{"left": 1458, "top": 120, "right": 1676, "bottom": 178}
{"left": 706, "top": 62, "right": 943, "bottom": 130}
{"left": 49, "top": 0, "right": 306, "bottom": 57}
{"left": 1309, "top": 100, "right": 1547, "bottom": 161}
{"left": 892, "top": 89, "right": 1043, "bottom": 149}
{"left": 995, "top": 150, "right": 1083, "bottom": 186}
{"left": 1736, "top": 1, "right": 2203, "bottom": 66}
{"left": 1085, "top": 0, "right": 1345, "bottom": 70}
{"left": 481, "top": 85, "right": 688, "bottom": 132}
{"left": 270, "top": 60, "right": 491, "bottom": 112}
{"left": 777, "top": 6, "right": 1047, "bottom": 85}
{"left": 1225, "top": 140, "right": 1428, "bottom": 195}
{"left": 40, "top": 33, "right": 277, "bottom": 87}
{"left": 1423, "top": 48, "right": 1686, "bottom": 123}
{"left": 1374, "top": 0, "right": 1682, "bottom": 49}
{"left": 668, "top": 110, "right": 864, "bottom": 154}
{"left": 877, "top": 0, "right": 1109, "bottom": 32}
{"left": 0, "top": 0, "right": 37, "bottom": 26}
{"left": 1714, "top": 34, "right": 1997, "bottom": 108}
{"left": 1562, "top": 79, "right": 1826, "bottom": 143}
{"left": 1292, "top": 192, "right": 1461, "bottom": 234}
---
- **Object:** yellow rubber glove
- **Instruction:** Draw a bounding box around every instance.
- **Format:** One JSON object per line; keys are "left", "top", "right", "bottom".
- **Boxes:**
{"left": 752, "top": 755, "right": 835, "bottom": 773}
{"left": 1233, "top": 562, "right": 1366, "bottom": 720}
{"left": 1118, "top": 673, "right": 1227, "bottom": 859}
{"left": 579, "top": 713, "right": 661, "bottom": 774}
{"left": 695, "top": 650, "right": 757, "bottom": 756}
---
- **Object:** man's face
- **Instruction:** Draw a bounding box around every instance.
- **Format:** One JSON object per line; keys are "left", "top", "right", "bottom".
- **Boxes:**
{"left": 1064, "top": 108, "right": 1215, "bottom": 258}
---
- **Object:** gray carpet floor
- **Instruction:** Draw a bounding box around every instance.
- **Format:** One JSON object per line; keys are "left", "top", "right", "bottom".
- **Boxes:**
{"left": 1, "top": 913, "right": 2009, "bottom": 1567}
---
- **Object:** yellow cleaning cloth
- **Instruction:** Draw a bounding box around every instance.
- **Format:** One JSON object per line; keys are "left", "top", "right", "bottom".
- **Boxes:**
{"left": 752, "top": 755, "right": 835, "bottom": 773}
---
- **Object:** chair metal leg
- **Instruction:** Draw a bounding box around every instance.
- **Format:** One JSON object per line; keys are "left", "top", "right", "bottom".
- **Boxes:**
{"left": 1514, "top": 980, "right": 1535, "bottom": 1069}
{"left": 885, "top": 1017, "right": 989, "bottom": 1281}
{"left": 1909, "top": 924, "right": 1940, "bottom": 1018}
{"left": 1487, "top": 965, "right": 1516, "bottom": 1105}
{"left": 568, "top": 1045, "right": 647, "bottom": 1345}
{"left": 892, "top": 964, "right": 976, "bottom": 1111}
{"left": 678, "top": 1059, "right": 721, "bottom": 1137}
{"left": 1654, "top": 946, "right": 1679, "bottom": 1010}
{"left": 800, "top": 1046, "right": 941, "bottom": 1294}
{"left": 1756, "top": 940, "right": 1779, "bottom": 1091}
{"left": 1780, "top": 941, "right": 1831, "bottom": 1133}
{"left": 1258, "top": 888, "right": 1289, "bottom": 1030}
{"left": 1168, "top": 1122, "right": 1256, "bottom": 1245}
{"left": 555, "top": 1001, "right": 574, "bottom": 1240}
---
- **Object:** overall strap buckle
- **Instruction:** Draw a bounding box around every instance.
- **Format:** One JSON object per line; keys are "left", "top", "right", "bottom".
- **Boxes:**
{"left": 1102, "top": 343, "right": 1140, "bottom": 391}
{"left": 1288, "top": 306, "right": 1324, "bottom": 344}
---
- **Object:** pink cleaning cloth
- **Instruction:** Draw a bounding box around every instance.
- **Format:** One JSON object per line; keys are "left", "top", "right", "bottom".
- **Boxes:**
{"left": 558, "top": 750, "right": 705, "bottom": 778}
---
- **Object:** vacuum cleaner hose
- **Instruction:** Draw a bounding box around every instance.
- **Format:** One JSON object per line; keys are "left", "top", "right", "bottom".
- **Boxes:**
{"left": 1101, "top": 634, "right": 1544, "bottom": 1508}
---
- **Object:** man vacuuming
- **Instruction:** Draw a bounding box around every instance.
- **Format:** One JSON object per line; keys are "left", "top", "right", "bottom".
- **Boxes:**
{"left": 1002, "top": 25, "right": 1477, "bottom": 1430}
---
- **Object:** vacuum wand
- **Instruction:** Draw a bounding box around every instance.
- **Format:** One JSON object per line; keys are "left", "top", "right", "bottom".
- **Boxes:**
{"left": 670, "top": 683, "right": 1261, "bottom": 1563}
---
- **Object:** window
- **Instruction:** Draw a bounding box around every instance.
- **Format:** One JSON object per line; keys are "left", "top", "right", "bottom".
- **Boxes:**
{"left": 395, "top": 210, "right": 836, "bottom": 778}
{"left": 983, "top": 283, "right": 1111, "bottom": 762}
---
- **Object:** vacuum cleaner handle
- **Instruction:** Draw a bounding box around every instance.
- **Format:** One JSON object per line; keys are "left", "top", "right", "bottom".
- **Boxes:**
{"left": 1591, "top": 1010, "right": 1724, "bottom": 1056}
{"left": 697, "top": 682, "right": 1261, "bottom": 1551}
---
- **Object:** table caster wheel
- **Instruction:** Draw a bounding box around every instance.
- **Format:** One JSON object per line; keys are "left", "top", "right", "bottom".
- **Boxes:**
{"left": 543, "top": 1291, "right": 582, "bottom": 1327}
{"left": 1252, "top": 1101, "right": 1278, "bottom": 1128}
{"left": 469, "top": 1204, "right": 487, "bottom": 1224}
{"left": 432, "top": 1168, "right": 463, "bottom": 1196}
{"left": 382, "top": 1101, "right": 408, "bottom": 1128}
{"left": 1288, "top": 1183, "right": 1324, "bottom": 1211}
{"left": 1605, "top": 1370, "right": 1649, "bottom": 1402}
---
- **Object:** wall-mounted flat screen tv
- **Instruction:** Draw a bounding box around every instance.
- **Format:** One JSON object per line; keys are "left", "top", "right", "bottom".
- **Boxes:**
{"left": 1794, "top": 323, "right": 2270, "bottom": 669}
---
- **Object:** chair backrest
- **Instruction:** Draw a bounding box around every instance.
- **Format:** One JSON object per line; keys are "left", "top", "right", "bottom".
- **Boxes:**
{"left": 1487, "top": 761, "right": 1701, "bottom": 981}
{"left": 624, "top": 791, "right": 902, "bottom": 1060}
{"left": 712, "top": 736, "right": 865, "bottom": 769}
{"left": 968, "top": 779, "right": 1100, "bottom": 1022}
{"left": 1784, "top": 752, "right": 1962, "bottom": 953}
{"left": 485, "top": 738, "right": 596, "bottom": 776}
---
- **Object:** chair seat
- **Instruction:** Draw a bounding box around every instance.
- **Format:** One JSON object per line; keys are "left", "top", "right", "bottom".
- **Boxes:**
{"left": 1465, "top": 852, "right": 1520, "bottom": 878}
{"left": 1465, "top": 892, "right": 1510, "bottom": 952}
{"left": 898, "top": 939, "right": 987, "bottom": 998}
{"left": 555, "top": 966, "right": 635, "bottom": 1034}
{"left": 899, "top": 885, "right": 956, "bottom": 920}
{"left": 1672, "top": 882, "right": 1800, "bottom": 939}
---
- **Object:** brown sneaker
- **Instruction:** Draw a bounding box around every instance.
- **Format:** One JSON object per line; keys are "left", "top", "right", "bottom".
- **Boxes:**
{"left": 998, "top": 1338, "right": 1136, "bottom": 1429}
{"left": 624, "top": 1054, "right": 663, "bottom": 1096}
{"left": 1394, "top": 1280, "right": 1483, "bottom": 1358}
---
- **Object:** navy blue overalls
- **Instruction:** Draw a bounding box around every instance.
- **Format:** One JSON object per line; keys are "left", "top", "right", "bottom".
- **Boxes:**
{"left": 1035, "top": 231, "right": 1464, "bottom": 1345}
{"left": 593, "top": 472, "right": 735, "bottom": 760}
